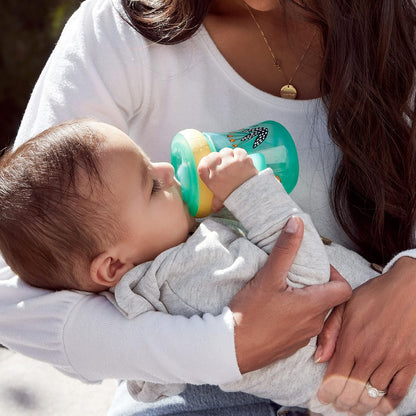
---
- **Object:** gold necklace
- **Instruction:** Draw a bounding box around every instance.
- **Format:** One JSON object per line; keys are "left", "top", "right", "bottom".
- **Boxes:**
{"left": 243, "top": 1, "right": 316, "bottom": 99}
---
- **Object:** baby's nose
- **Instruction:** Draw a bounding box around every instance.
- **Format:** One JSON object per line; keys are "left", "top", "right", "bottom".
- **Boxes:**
{"left": 160, "top": 163, "right": 175, "bottom": 187}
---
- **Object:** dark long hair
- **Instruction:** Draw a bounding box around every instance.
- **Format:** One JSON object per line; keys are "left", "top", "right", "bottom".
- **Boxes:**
{"left": 121, "top": 0, "right": 416, "bottom": 264}
{"left": 120, "top": 0, "right": 211, "bottom": 44}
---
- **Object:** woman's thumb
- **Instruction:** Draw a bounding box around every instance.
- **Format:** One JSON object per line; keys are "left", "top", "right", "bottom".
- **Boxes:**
{"left": 257, "top": 216, "right": 304, "bottom": 292}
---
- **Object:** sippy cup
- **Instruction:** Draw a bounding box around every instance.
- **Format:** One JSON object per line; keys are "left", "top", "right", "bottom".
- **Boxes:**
{"left": 171, "top": 120, "right": 299, "bottom": 217}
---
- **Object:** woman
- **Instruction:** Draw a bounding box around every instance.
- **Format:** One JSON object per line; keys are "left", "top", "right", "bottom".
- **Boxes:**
{"left": 3, "top": 0, "right": 416, "bottom": 415}
{"left": 0, "top": 1, "right": 351, "bottom": 414}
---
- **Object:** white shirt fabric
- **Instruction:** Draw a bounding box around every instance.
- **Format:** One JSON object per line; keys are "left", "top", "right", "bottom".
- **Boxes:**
{"left": 1, "top": 0, "right": 414, "bottom": 385}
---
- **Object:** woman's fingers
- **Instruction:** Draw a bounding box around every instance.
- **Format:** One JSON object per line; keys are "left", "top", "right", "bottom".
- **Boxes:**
{"left": 317, "top": 352, "right": 356, "bottom": 407}
{"left": 295, "top": 268, "right": 351, "bottom": 319}
{"left": 318, "top": 257, "right": 416, "bottom": 414}
{"left": 347, "top": 380, "right": 387, "bottom": 415}
{"left": 373, "top": 366, "right": 415, "bottom": 415}
{"left": 333, "top": 365, "right": 375, "bottom": 412}
{"left": 345, "top": 366, "right": 415, "bottom": 415}
{"left": 314, "top": 302, "right": 345, "bottom": 364}
{"left": 314, "top": 266, "right": 347, "bottom": 364}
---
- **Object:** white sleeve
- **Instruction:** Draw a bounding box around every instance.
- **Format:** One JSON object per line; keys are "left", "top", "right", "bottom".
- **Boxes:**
{"left": 5, "top": 0, "right": 243, "bottom": 386}
{"left": 0, "top": 256, "right": 241, "bottom": 384}
{"left": 15, "top": 0, "right": 144, "bottom": 147}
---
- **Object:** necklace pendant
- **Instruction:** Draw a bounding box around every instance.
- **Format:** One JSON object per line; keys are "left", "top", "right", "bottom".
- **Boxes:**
{"left": 280, "top": 84, "right": 297, "bottom": 99}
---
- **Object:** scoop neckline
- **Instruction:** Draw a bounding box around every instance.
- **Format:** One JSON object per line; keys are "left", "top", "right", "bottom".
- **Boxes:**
{"left": 197, "top": 25, "right": 323, "bottom": 112}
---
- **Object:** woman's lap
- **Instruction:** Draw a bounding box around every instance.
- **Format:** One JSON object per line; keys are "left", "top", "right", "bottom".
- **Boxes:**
{"left": 107, "top": 382, "right": 282, "bottom": 416}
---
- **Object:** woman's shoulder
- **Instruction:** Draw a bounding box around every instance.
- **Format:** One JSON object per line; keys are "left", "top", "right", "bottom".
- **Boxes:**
{"left": 59, "top": 0, "right": 205, "bottom": 68}
{"left": 60, "top": 0, "right": 147, "bottom": 45}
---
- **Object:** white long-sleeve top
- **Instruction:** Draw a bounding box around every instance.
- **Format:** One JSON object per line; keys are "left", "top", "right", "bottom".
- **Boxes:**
{"left": 1, "top": 0, "right": 414, "bottom": 385}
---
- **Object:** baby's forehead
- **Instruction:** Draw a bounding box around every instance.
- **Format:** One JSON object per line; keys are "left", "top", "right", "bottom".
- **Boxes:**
{"left": 96, "top": 128, "right": 142, "bottom": 161}
{"left": 98, "top": 134, "right": 149, "bottom": 175}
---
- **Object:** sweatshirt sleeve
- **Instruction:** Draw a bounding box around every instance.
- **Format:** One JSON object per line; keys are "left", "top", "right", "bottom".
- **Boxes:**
{"left": 225, "top": 169, "right": 330, "bottom": 287}
{"left": 0, "top": 256, "right": 241, "bottom": 384}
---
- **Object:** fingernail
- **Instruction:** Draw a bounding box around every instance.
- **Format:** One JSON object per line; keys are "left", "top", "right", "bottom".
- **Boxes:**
{"left": 285, "top": 216, "right": 299, "bottom": 233}
{"left": 314, "top": 345, "right": 322, "bottom": 363}
{"left": 373, "top": 413, "right": 383, "bottom": 416}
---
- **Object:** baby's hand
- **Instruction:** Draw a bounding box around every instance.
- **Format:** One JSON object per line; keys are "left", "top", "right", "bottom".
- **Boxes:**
{"left": 198, "top": 148, "right": 258, "bottom": 212}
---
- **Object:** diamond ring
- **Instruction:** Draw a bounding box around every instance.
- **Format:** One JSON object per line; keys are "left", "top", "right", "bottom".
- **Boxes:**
{"left": 366, "top": 382, "right": 387, "bottom": 398}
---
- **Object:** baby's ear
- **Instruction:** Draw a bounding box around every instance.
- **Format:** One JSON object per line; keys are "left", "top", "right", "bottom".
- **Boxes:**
{"left": 90, "top": 251, "right": 132, "bottom": 288}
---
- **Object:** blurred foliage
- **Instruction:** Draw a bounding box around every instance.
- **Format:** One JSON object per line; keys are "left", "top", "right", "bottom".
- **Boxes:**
{"left": 0, "top": 0, "right": 79, "bottom": 155}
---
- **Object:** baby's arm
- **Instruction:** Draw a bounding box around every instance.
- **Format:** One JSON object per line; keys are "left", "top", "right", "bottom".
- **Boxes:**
{"left": 198, "top": 148, "right": 329, "bottom": 287}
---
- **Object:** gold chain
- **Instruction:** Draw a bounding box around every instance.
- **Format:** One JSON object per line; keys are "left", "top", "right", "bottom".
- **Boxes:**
{"left": 243, "top": 1, "right": 316, "bottom": 99}
{"left": 244, "top": 3, "right": 283, "bottom": 71}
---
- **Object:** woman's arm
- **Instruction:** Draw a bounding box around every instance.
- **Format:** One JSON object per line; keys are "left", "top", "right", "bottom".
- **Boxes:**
{"left": 316, "top": 254, "right": 416, "bottom": 415}
{"left": 0, "top": 256, "right": 238, "bottom": 384}
{"left": 7, "top": 0, "right": 351, "bottom": 385}
{"left": 0, "top": 220, "right": 351, "bottom": 382}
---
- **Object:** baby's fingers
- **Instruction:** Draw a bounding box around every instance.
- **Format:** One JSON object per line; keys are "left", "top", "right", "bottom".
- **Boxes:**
{"left": 198, "top": 152, "right": 222, "bottom": 180}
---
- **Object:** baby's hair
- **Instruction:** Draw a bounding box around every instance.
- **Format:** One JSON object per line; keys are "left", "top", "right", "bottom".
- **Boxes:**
{"left": 0, "top": 119, "right": 118, "bottom": 290}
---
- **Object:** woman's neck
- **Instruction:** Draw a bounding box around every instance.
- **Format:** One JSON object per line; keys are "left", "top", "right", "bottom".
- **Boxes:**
{"left": 205, "top": 0, "right": 323, "bottom": 99}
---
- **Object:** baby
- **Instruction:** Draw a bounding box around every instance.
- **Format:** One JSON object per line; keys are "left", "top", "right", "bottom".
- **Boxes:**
{"left": 1, "top": 119, "right": 414, "bottom": 415}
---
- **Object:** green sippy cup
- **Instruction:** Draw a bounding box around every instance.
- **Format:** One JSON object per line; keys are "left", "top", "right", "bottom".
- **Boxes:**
{"left": 171, "top": 120, "right": 299, "bottom": 218}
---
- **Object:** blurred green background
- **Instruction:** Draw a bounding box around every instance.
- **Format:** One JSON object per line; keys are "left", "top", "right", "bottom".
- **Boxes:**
{"left": 0, "top": 0, "right": 79, "bottom": 155}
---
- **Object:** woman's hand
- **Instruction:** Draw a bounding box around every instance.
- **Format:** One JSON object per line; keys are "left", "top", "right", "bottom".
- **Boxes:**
{"left": 317, "top": 256, "right": 416, "bottom": 415}
{"left": 230, "top": 216, "right": 352, "bottom": 374}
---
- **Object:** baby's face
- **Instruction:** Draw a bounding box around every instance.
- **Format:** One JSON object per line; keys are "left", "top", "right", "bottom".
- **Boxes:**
{"left": 94, "top": 122, "right": 196, "bottom": 265}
